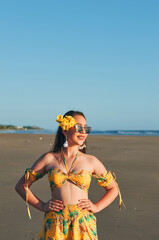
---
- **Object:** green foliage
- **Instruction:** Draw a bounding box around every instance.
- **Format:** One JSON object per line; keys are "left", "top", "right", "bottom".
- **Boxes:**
{"left": 23, "top": 126, "right": 41, "bottom": 130}
{"left": 0, "top": 124, "right": 42, "bottom": 130}
{"left": 0, "top": 124, "right": 17, "bottom": 130}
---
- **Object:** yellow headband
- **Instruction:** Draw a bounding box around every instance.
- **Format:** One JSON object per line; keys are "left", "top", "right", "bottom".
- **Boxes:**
{"left": 56, "top": 115, "right": 76, "bottom": 131}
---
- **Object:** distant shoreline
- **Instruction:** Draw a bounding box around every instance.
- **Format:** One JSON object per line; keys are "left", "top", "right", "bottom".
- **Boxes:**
{"left": 0, "top": 129, "right": 159, "bottom": 136}
{"left": 0, "top": 124, "right": 43, "bottom": 131}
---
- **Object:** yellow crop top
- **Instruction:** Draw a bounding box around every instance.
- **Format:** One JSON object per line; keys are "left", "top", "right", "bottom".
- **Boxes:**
{"left": 25, "top": 152, "right": 125, "bottom": 219}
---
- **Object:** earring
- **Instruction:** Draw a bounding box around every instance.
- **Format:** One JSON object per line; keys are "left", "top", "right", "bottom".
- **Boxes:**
{"left": 78, "top": 143, "right": 86, "bottom": 150}
{"left": 63, "top": 136, "right": 68, "bottom": 148}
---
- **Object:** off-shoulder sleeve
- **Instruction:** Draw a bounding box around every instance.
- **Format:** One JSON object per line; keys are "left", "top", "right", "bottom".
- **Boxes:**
{"left": 92, "top": 171, "right": 114, "bottom": 187}
{"left": 25, "top": 168, "right": 46, "bottom": 220}
{"left": 92, "top": 171, "right": 126, "bottom": 210}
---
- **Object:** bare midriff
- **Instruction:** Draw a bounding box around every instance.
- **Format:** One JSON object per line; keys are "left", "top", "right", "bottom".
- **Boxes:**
{"left": 50, "top": 181, "right": 88, "bottom": 205}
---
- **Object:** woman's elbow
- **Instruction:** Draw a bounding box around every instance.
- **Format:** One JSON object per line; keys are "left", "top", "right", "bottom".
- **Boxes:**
{"left": 110, "top": 181, "right": 119, "bottom": 196}
{"left": 15, "top": 177, "right": 25, "bottom": 194}
{"left": 15, "top": 181, "right": 21, "bottom": 194}
{"left": 114, "top": 186, "right": 119, "bottom": 198}
{"left": 110, "top": 183, "right": 119, "bottom": 199}
{"left": 15, "top": 183, "right": 18, "bottom": 192}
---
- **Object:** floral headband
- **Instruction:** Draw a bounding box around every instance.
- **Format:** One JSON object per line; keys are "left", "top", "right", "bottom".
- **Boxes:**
{"left": 56, "top": 115, "right": 76, "bottom": 131}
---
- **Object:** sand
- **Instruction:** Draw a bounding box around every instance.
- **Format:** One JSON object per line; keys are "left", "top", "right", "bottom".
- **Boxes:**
{"left": 0, "top": 133, "right": 159, "bottom": 240}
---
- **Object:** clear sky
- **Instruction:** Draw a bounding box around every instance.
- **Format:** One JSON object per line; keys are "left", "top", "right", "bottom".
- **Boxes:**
{"left": 0, "top": 0, "right": 158, "bottom": 130}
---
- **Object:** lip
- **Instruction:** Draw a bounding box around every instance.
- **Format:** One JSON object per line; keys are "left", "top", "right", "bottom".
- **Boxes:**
{"left": 77, "top": 135, "right": 85, "bottom": 140}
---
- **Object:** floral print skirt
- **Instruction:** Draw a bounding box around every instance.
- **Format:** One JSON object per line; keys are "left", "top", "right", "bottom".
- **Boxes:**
{"left": 38, "top": 204, "right": 98, "bottom": 240}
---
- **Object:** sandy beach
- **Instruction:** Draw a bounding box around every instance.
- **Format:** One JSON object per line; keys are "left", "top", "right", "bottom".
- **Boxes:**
{"left": 0, "top": 133, "right": 159, "bottom": 240}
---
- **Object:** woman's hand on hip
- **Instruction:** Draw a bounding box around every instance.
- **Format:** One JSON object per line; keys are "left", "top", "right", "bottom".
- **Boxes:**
{"left": 42, "top": 199, "right": 63, "bottom": 212}
{"left": 77, "top": 199, "right": 98, "bottom": 213}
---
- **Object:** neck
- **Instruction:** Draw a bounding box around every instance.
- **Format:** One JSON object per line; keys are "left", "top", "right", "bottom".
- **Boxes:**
{"left": 62, "top": 145, "right": 79, "bottom": 157}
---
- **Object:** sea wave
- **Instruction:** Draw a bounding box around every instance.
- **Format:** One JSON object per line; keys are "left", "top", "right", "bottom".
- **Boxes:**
{"left": 0, "top": 129, "right": 159, "bottom": 136}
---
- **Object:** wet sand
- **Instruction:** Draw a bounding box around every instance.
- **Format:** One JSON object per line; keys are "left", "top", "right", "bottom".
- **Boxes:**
{"left": 0, "top": 133, "right": 159, "bottom": 240}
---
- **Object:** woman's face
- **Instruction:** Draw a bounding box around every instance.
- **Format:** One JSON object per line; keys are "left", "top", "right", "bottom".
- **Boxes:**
{"left": 66, "top": 115, "right": 88, "bottom": 147}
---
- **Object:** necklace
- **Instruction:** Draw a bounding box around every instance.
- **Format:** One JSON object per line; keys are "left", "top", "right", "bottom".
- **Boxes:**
{"left": 62, "top": 151, "right": 79, "bottom": 174}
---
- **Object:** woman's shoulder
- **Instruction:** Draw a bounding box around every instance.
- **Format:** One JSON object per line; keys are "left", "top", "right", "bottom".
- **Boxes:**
{"left": 80, "top": 153, "right": 106, "bottom": 173}
{"left": 81, "top": 153, "right": 107, "bottom": 174}
{"left": 82, "top": 153, "right": 100, "bottom": 163}
{"left": 30, "top": 152, "right": 58, "bottom": 172}
{"left": 43, "top": 151, "right": 59, "bottom": 164}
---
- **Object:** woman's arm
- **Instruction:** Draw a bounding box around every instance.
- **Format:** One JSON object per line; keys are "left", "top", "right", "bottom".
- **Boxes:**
{"left": 78, "top": 156, "right": 118, "bottom": 213}
{"left": 92, "top": 156, "right": 118, "bottom": 212}
{"left": 15, "top": 174, "right": 46, "bottom": 212}
{"left": 92, "top": 179, "right": 118, "bottom": 213}
{"left": 78, "top": 180, "right": 118, "bottom": 213}
{"left": 15, "top": 153, "right": 48, "bottom": 212}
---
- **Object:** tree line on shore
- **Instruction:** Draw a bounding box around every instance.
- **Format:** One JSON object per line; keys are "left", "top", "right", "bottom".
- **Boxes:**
{"left": 0, "top": 124, "right": 42, "bottom": 130}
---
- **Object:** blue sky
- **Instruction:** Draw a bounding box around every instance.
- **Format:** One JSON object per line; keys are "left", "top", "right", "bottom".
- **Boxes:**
{"left": 0, "top": 0, "right": 158, "bottom": 130}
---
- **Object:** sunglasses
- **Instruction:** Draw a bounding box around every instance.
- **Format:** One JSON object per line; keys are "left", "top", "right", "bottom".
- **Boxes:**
{"left": 75, "top": 124, "right": 92, "bottom": 134}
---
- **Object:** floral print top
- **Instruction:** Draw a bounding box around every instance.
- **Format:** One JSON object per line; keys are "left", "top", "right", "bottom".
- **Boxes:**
{"left": 24, "top": 152, "right": 125, "bottom": 219}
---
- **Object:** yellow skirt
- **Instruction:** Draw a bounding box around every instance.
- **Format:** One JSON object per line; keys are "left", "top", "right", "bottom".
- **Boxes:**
{"left": 38, "top": 204, "right": 98, "bottom": 240}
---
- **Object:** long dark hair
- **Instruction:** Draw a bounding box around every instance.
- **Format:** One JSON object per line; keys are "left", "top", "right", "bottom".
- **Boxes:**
{"left": 51, "top": 110, "right": 87, "bottom": 153}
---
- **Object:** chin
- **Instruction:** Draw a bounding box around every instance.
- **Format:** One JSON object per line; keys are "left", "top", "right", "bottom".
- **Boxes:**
{"left": 74, "top": 140, "right": 84, "bottom": 146}
{"left": 78, "top": 141, "right": 85, "bottom": 146}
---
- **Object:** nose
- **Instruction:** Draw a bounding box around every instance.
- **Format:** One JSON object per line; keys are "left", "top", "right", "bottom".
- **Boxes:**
{"left": 81, "top": 126, "right": 86, "bottom": 134}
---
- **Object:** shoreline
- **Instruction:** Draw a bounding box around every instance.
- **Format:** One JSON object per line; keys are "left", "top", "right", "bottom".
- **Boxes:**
{"left": 1, "top": 130, "right": 159, "bottom": 136}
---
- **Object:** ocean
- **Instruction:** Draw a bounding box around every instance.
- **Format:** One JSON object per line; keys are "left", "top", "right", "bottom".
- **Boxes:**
{"left": 0, "top": 129, "right": 159, "bottom": 136}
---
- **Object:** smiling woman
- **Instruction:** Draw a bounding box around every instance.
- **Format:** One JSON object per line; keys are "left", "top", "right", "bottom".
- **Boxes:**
{"left": 15, "top": 110, "right": 123, "bottom": 240}
{"left": 53, "top": 111, "right": 88, "bottom": 153}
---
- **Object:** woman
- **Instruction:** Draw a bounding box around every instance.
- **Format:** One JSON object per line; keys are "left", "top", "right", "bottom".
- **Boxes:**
{"left": 15, "top": 110, "right": 123, "bottom": 240}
